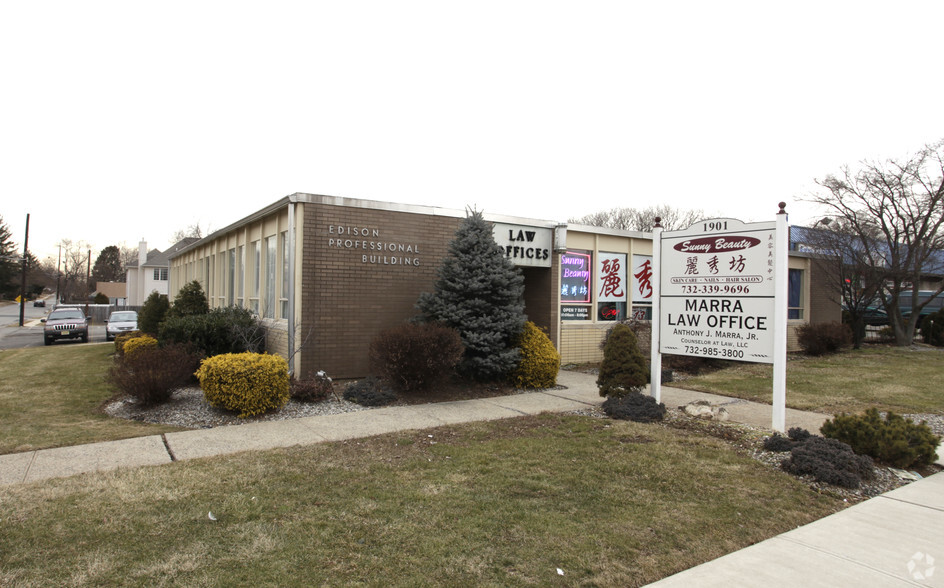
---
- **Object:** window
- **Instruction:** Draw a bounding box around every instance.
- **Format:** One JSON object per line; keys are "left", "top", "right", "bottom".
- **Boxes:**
{"left": 227, "top": 249, "right": 235, "bottom": 307}
{"left": 153, "top": 268, "right": 168, "bottom": 281}
{"left": 280, "top": 231, "right": 289, "bottom": 320}
{"left": 237, "top": 245, "right": 245, "bottom": 307}
{"left": 788, "top": 268, "right": 803, "bottom": 319}
{"left": 264, "top": 236, "right": 276, "bottom": 319}
{"left": 250, "top": 240, "right": 260, "bottom": 313}
{"left": 561, "top": 250, "right": 592, "bottom": 320}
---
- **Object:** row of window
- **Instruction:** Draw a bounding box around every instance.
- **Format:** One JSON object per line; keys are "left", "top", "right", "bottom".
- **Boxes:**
{"left": 179, "top": 232, "right": 290, "bottom": 320}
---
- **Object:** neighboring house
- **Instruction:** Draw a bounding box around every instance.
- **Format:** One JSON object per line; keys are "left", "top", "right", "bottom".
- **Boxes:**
{"left": 168, "top": 193, "right": 838, "bottom": 380}
{"left": 126, "top": 238, "right": 199, "bottom": 306}
{"left": 95, "top": 282, "right": 127, "bottom": 305}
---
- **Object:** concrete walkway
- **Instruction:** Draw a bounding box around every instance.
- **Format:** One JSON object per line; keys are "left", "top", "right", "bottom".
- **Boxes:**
{"left": 2, "top": 370, "right": 942, "bottom": 586}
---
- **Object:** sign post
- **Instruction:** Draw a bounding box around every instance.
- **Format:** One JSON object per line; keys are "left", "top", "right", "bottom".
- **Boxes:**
{"left": 652, "top": 205, "right": 789, "bottom": 431}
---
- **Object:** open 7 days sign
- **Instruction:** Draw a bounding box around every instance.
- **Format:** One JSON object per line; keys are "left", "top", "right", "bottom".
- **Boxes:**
{"left": 659, "top": 218, "right": 778, "bottom": 363}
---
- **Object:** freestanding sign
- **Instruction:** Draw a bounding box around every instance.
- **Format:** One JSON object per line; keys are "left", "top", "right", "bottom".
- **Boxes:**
{"left": 650, "top": 206, "right": 789, "bottom": 431}
{"left": 659, "top": 218, "right": 777, "bottom": 362}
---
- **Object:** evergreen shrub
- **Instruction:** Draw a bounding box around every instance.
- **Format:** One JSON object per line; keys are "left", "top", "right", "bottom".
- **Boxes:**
{"left": 796, "top": 321, "right": 852, "bottom": 356}
{"left": 763, "top": 427, "right": 813, "bottom": 452}
{"left": 821, "top": 408, "right": 941, "bottom": 469}
{"left": 122, "top": 334, "right": 158, "bottom": 360}
{"left": 138, "top": 291, "right": 170, "bottom": 334}
{"left": 167, "top": 280, "right": 210, "bottom": 318}
{"left": 601, "top": 392, "right": 666, "bottom": 423}
{"left": 597, "top": 323, "right": 649, "bottom": 398}
{"left": 114, "top": 330, "right": 144, "bottom": 356}
{"left": 195, "top": 353, "right": 289, "bottom": 418}
{"left": 343, "top": 377, "right": 397, "bottom": 407}
{"left": 368, "top": 323, "right": 464, "bottom": 392}
{"left": 108, "top": 344, "right": 201, "bottom": 405}
{"left": 509, "top": 321, "right": 560, "bottom": 389}
{"left": 159, "top": 306, "right": 265, "bottom": 357}
{"left": 781, "top": 436, "right": 874, "bottom": 489}
{"left": 291, "top": 370, "right": 334, "bottom": 403}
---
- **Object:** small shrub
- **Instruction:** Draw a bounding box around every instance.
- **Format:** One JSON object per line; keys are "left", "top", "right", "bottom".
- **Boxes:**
{"left": 195, "top": 353, "right": 289, "bottom": 418}
{"left": 291, "top": 370, "right": 334, "bottom": 403}
{"left": 821, "top": 408, "right": 941, "bottom": 469}
{"left": 108, "top": 344, "right": 201, "bottom": 405}
{"left": 510, "top": 321, "right": 560, "bottom": 389}
{"left": 343, "top": 378, "right": 397, "bottom": 407}
{"left": 93, "top": 292, "right": 110, "bottom": 304}
{"left": 601, "top": 392, "right": 666, "bottom": 423}
{"left": 921, "top": 308, "right": 944, "bottom": 346}
{"left": 368, "top": 323, "right": 464, "bottom": 392}
{"left": 781, "top": 436, "right": 874, "bottom": 489}
{"left": 796, "top": 321, "right": 852, "bottom": 356}
{"left": 597, "top": 323, "right": 649, "bottom": 398}
{"left": 138, "top": 291, "right": 170, "bottom": 334}
{"left": 114, "top": 330, "right": 144, "bottom": 356}
{"left": 763, "top": 427, "right": 813, "bottom": 452}
{"left": 122, "top": 335, "right": 158, "bottom": 360}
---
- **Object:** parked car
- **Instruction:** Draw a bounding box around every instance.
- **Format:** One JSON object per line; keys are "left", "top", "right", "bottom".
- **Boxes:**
{"left": 41, "top": 308, "right": 89, "bottom": 345}
{"left": 33, "top": 299, "right": 45, "bottom": 307}
{"left": 105, "top": 310, "right": 139, "bottom": 341}
{"left": 900, "top": 290, "right": 944, "bottom": 326}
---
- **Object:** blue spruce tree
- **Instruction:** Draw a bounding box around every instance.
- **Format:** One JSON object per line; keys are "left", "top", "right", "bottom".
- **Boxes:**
{"left": 416, "top": 209, "right": 526, "bottom": 381}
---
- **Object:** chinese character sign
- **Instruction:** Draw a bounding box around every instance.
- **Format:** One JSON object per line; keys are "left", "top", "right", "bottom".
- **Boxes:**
{"left": 597, "top": 253, "right": 626, "bottom": 302}
{"left": 631, "top": 255, "right": 653, "bottom": 303}
{"left": 560, "top": 251, "right": 592, "bottom": 303}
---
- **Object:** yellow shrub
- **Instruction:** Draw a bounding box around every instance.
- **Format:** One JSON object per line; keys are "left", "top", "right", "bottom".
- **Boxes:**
{"left": 122, "top": 335, "right": 158, "bottom": 360}
{"left": 195, "top": 352, "right": 289, "bottom": 418}
{"left": 510, "top": 321, "right": 560, "bottom": 389}
{"left": 114, "top": 330, "right": 144, "bottom": 355}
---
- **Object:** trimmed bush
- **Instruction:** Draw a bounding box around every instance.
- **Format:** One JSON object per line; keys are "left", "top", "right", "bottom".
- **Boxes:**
{"left": 291, "top": 370, "right": 334, "bottom": 403}
{"left": 602, "top": 392, "right": 666, "bottom": 423}
{"left": 821, "top": 408, "right": 941, "bottom": 469}
{"left": 343, "top": 378, "right": 397, "bottom": 407}
{"left": 597, "top": 323, "right": 649, "bottom": 398}
{"left": 122, "top": 334, "right": 158, "bottom": 360}
{"left": 195, "top": 353, "right": 289, "bottom": 418}
{"left": 763, "top": 428, "right": 813, "bottom": 452}
{"left": 159, "top": 306, "right": 265, "bottom": 358}
{"left": 114, "top": 330, "right": 144, "bottom": 356}
{"left": 368, "top": 323, "right": 464, "bottom": 392}
{"left": 108, "top": 344, "right": 202, "bottom": 405}
{"left": 509, "top": 321, "right": 560, "bottom": 389}
{"left": 781, "top": 436, "right": 874, "bottom": 489}
{"left": 796, "top": 321, "right": 852, "bottom": 356}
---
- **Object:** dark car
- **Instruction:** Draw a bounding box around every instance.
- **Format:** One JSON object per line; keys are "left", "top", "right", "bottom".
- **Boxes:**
{"left": 42, "top": 308, "right": 89, "bottom": 345}
{"left": 33, "top": 299, "right": 46, "bottom": 307}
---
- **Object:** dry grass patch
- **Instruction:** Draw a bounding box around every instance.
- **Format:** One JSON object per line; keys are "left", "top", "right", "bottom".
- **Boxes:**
{"left": 0, "top": 414, "right": 842, "bottom": 587}
{"left": 673, "top": 346, "right": 944, "bottom": 415}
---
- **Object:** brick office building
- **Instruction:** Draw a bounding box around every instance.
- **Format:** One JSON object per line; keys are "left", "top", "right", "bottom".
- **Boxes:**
{"left": 168, "top": 193, "right": 833, "bottom": 379}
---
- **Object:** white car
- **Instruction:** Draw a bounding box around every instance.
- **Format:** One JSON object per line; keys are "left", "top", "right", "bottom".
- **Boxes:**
{"left": 105, "top": 311, "right": 139, "bottom": 341}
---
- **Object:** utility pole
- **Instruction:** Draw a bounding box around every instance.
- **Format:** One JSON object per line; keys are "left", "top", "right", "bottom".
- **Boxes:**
{"left": 18, "top": 214, "right": 29, "bottom": 327}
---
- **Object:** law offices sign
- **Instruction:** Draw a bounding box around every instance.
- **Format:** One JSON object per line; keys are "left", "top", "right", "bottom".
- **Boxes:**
{"left": 650, "top": 206, "right": 790, "bottom": 431}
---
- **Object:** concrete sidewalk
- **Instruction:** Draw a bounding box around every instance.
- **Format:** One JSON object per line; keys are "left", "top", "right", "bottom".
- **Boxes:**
{"left": 1, "top": 370, "right": 942, "bottom": 586}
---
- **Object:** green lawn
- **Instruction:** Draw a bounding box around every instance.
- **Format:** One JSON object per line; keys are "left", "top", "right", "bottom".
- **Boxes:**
{"left": 0, "top": 344, "right": 184, "bottom": 454}
{"left": 0, "top": 414, "right": 841, "bottom": 587}
{"left": 671, "top": 345, "right": 944, "bottom": 415}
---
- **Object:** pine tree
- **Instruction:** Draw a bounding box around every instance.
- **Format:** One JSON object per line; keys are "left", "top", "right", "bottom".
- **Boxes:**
{"left": 416, "top": 209, "right": 526, "bottom": 381}
{"left": 0, "top": 215, "right": 19, "bottom": 297}
{"left": 168, "top": 280, "right": 209, "bottom": 318}
{"left": 138, "top": 291, "right": 170, "bottom": 334}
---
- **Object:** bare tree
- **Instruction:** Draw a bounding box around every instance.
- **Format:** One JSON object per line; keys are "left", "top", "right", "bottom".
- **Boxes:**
{"left": 57, "top": 239, "right": 92, "bottom": 303}
{"left": 171, "top": 222, "right": 210, "bottom": 244}
{"left": 807, "top": 141, "right": 944, "bottom": 345}
{"left": 570, "top": 205, "right": 705, "bottom": 231}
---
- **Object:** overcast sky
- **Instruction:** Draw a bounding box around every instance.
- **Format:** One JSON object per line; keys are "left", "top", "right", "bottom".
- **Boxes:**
{"left": 3, "top": 1, "right": 943, "bottom": 261}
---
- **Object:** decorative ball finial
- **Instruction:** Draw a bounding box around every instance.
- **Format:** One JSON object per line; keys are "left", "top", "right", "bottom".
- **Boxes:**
{"left": 654, "top": 216, "right": 662, "bottom": 228}
{"left": 778, "top": 202, "right": 787, "bottom": 215}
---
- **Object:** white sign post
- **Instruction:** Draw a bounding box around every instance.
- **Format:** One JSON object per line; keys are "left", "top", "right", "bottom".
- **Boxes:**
{"left": 651, "top": 206, "right": 789, "bottom": 431}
